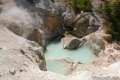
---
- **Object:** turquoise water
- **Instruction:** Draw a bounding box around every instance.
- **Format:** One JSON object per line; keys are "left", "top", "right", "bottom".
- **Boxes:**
{"left": 45, "top": 42, "right": 96, "bottom": 75}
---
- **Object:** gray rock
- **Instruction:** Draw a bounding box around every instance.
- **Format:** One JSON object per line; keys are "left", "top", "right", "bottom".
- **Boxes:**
{"left": 68, "top": 12, "right": 100, "bottom": 38}
{"left": 68, "top": 61, "right": 120, "bottom": 80}
{"left": 0, "top": 0, "right": 65, "bottom": 49}
{"left": 0, "top": 27, "right": 46, "bottom": 70}
{"left": 53, "top": 0, "right": 101, "bottom": 38}
{"left": 0, "top": 27, "right": 55, "bottom": 80}
{"left": 61, "top": 35, "right": 82, "bottom": 50}
{"left": 0, "top": 24, "right": 120, "bottom": 80}
{"left": 85, "top": 33, "right": 105, "bottom": 56}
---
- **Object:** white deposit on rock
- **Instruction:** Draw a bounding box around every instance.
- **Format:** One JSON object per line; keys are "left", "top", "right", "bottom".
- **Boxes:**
{"left": 0, "top": 27, "right": 47, "bottom": 80}
{"left": 61, "top": 35, "right": 82, "bottom": 50}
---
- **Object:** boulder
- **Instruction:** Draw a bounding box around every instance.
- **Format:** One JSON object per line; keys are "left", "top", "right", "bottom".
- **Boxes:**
{"left": 68, "top": 12, "right": 100, "bottom": 38}
{"left": 61, "top": 35, "right": 85, "bottom": 50}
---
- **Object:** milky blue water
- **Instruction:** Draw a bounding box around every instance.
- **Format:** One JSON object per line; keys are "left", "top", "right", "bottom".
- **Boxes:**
{"left": 45, "top": 42, "right": 96, "bottom": 74}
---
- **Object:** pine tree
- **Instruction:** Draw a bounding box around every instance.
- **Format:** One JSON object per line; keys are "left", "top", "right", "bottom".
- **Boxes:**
{"left": 70, "top": 0, "right": 92, "bottom": 14}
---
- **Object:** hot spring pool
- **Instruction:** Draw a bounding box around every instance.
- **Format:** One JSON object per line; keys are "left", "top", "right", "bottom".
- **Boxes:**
{"left": 45, "top": 42, "right": 96, "bottom": 75}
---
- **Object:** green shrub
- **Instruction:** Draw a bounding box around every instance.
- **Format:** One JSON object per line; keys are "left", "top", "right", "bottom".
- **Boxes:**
{"left": 102, "top": 0, "right": 120, "bottom": 40}
{"left": 70, "top": 0, "right": 92, "bottom": 14}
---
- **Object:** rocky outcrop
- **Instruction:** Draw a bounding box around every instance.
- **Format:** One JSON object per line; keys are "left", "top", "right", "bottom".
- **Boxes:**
{"left": 85, "top": 32, "right": 105, "bottom": 56}
{"left": 53, "top": 0, "right": 101, "bottom": 38}
{"left": 68, "top": 12, "right": 100, "bottom": 38}
{"left": 68, "top": 61, "right": 120, "bottom": 80}
{"left": 61, "top": 35, "right": 86, "bottom": 50}
{"left": 0, "top": 27, "right": 48, "bottom": 79}
{"left": 0, "top": 0, "right": 65, "bottom": 49}
{"left": 0, "top": 27, "right": 74, "bottom": 80}
{"left": 0, "top": 0, "right": 120, "bottom": 80}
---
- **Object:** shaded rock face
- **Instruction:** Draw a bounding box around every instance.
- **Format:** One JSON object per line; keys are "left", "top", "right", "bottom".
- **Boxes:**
{"left": 61, "top": 35, "right": 83, "bottom": 50}
{"left": 69, "top": 12, "right": 100, "bottom": 38}
{"left": 53, "top": 0, "right": 101, "bottom": 38}
{"left": 0, "top": 0, "right": 65, "bottom": 49}
{"left": 15, "top": 0, "right": 64, "bottom": 32}
{"left": 15, "top": 0, "right": 55, "bottom": 11}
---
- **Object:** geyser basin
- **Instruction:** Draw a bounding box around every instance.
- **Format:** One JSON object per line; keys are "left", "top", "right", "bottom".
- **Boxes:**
{"left": 45, "top": 42, "right": 96, "bottom": 75}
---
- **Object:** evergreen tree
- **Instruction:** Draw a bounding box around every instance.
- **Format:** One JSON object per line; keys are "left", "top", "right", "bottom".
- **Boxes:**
{"left": 70, "top": 0, "right": 92, "bottom": 14}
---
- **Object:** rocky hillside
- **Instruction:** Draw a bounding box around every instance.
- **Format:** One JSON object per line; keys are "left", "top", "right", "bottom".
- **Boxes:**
{"left": 0, "top": 0, "right": 120, "bottom": 80}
